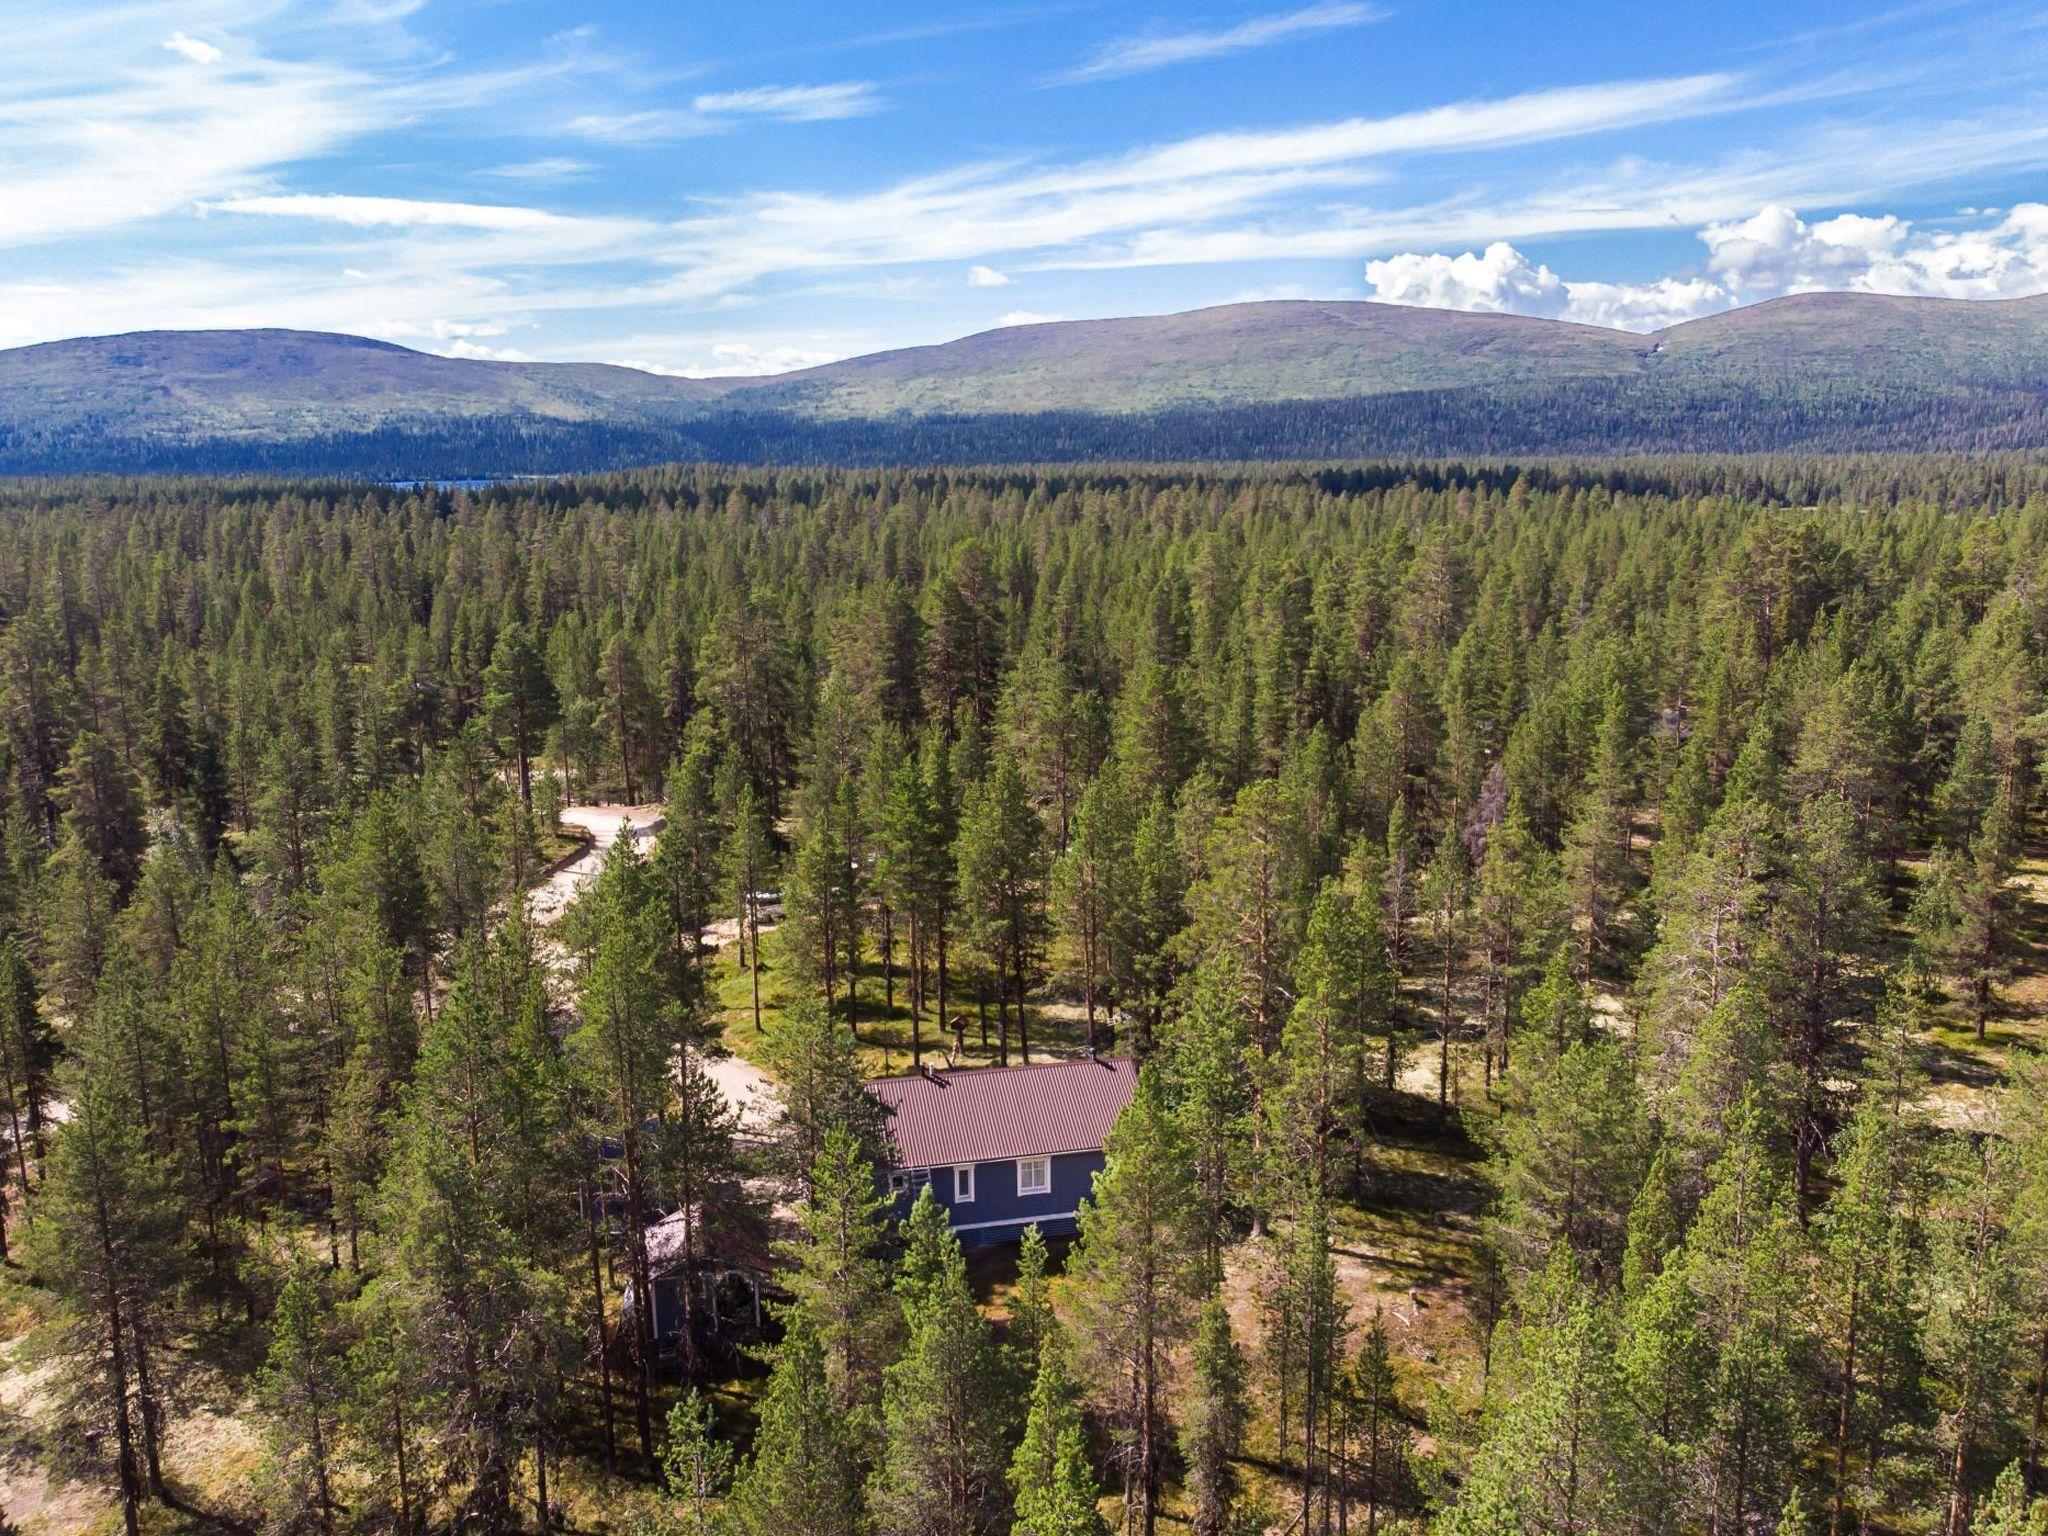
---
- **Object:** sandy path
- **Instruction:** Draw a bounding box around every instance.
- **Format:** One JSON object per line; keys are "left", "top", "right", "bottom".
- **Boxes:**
{"left": 526, "top": 802, "right": 664, "bottom": 925}
{"left": 527, "top": 803, "right": 779, "bottom": 1133}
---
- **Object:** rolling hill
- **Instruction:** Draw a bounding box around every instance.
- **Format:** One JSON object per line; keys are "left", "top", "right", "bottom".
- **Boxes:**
{"left": 4, "top": 291, "right": 2048, "bottom": 474}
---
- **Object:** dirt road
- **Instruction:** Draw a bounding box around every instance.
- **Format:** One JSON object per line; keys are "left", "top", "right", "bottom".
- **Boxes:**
{"left": 527, "top": 803, "right": 779, "bottom": 1133}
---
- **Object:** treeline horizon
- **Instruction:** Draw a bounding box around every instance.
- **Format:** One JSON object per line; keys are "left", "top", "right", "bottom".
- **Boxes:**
{"left": 12, "top": 374, "right": 2048, "bottom": 477}
{"left": 2, "top": 458, "right": 2048, "bottom": 1535}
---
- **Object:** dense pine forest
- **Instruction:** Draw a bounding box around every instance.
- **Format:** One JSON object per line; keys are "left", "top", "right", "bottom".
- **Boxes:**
{"left": 6, "top": 458, "right": 2048, "bottom": 1536}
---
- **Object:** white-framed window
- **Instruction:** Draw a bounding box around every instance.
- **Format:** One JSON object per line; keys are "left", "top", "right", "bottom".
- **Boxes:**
{"left": 1016, "top": 1156, "right": 1051, "bottom": 1198}
{"left": 953, "top": 1165, "right": 976, "bottom": 1203}
{"left": 890, "top": 1168, "right": 930, "bottom": 1197}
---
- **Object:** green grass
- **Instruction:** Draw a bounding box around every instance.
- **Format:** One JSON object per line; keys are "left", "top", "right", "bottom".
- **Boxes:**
{"left": 708, "top": 925, "right": 1095, "bottom": 1079}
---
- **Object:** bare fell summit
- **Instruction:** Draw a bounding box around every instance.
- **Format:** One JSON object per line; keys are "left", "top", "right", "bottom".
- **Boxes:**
{"left": 6, "top": 290, "right": 2048, "bottom": 472}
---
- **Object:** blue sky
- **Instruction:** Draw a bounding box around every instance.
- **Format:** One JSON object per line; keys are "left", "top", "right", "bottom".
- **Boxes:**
{"left": 10, "top": 0, "right": 2048, "bottom": 373}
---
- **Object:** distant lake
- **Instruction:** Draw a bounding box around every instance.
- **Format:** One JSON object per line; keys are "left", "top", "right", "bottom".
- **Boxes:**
{"left": 385, "top": 475, "right": 536, "bottom": 491}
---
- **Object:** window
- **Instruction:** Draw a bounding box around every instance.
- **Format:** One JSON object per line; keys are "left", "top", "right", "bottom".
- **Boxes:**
{"left": 953, "top": 1165, "right": 976, "bottom": 1203}
{"left": 1016, "top": 1156, "right": 1051, "bottom": 1198}
{"left": 889, "top": 1169, "right": 930, "bottom": 1197}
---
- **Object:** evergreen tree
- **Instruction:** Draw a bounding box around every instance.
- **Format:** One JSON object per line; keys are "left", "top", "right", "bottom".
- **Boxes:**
{"left": 568, "top": 835, "right": 675, "bottom": 1461}
{"left": 1442, "top": 1248, "right": 1641, "bottom": 1536}
{"left": 255, "top": 1258, "right": 348, "bottom": 1535}
{"left": 1013, "top": 1340, "right": 1108, "bottom": 1536}
{"left": 780, "top": 1124, "right": 898, "bottom": 1422}
{"left": 1068, "top": 1070, "right": 1200, "bottom": 1536}
{"left": 33, "top": 990, "right": 186, "bottom": 1532}
{"left": 1180, "top": 1295, "right": 1248, "bottom": 1536}
{"left": 484, "top": 624, "right": 559, "bottom": 810}
{"left": 731, "top": 1311, "right": 869, "bottom": 1536}
{"left": 871, "top": 1190, "right": 1009, "bottom": 1536}
{"left": 656, "top": 1389, "right": 737, "bottom": 1536}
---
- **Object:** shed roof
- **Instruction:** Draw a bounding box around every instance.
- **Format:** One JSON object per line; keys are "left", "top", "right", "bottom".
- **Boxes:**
{"left": 867, "top": 1057, "right": 1138, "bottom": 1169}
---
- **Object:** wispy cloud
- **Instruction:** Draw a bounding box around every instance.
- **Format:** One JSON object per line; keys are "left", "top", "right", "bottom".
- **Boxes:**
{"left": 212, "top": 193, "right": 602, "bottom": 233}
{"left": 691, "top": 82, "right": 884, "bottom": 121}
{"left": 162, "top": 31, "right": 223, "bottom": 65}
{"left": 1056, "top": 2, "right": 1383, "bottom": 84}
{"left": 482, "top": 156, "right": 595, "bottom": 182}
{"left": 570, "top": 80, "right": 885, "bottom": 142}
{"left": 643, "top": 73, "right": 1739, "bottom": 298}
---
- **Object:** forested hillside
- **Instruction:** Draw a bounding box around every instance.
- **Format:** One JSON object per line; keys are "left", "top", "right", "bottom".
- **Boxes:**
{"left": 15, "top": 296, "right": 2048, "bottom": 475}
{"left": 4, "top": 459, "right": 2048, "bottom": 1534}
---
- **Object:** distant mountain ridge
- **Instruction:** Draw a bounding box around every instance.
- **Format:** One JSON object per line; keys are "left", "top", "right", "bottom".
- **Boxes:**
{"left": 6, "top": 291, "right": 2048, "bottom": 473}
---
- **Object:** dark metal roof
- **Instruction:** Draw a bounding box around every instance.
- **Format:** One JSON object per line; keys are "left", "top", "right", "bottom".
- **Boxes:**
{"left": 867, "top": 1057, "right": 1138, "bottom": 1169}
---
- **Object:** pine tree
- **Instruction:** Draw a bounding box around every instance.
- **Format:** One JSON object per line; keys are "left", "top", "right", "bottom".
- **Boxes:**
{"left": 1483, "top": 1033, "right": 1646, "bottom": 1288}
{"left": 485, "top": 623, "right": 561, "bottom": 811}
{"left": 56, "top": 729, "right": 149, "bottom": 899}
{"left": 1928, "top": 1132, "right": 2024, "bottom": 1536}
{"left": 568, "top": 834, "right": 675, "bottom": 1462}
{"left": 0, "top": 934, "right": 54, "bottom": 1197}
{"left": 32, "top": 990, "right": 186, "bottom": 1532}
{"left": 1770, "top": 791, "right": 1881, "bottom": 1209}
{"left": 1914, "top": 796, "right": 2020, "bottom": 1042}
{"left": 879, "top": 749, "right": 947, "bottom": 1058}
{"left": 1068, "top": 1069, "right": 1199, "bottom": 1536}
{"left": 1180, "top": 1295, "right": 1247, "bottom": 1536}
{"left": 1054, "top": 774, "right": 1127, "bottom": 1053}
{"left": 956, "top": 753, "right": 1048, "bottom": 1064}
{"left": 255, "top": 1258, "right": 348, "bottom": 1534}
{"left": 1422, "top": 829, "right": 1470, "bottom": 1116}
{"left": 780, "top": 1124, "right": 898, "bottom": 1422}
{"left": 1007, "top": 1224, "right": 1056, "bottom": 1389}
{"left": 1114, "top": 791, "right": 1185, "bottom": 1058}
{"left": 1559, "top": 688, "right": 1637, "bottom": 978}
{"left": 657, "top": 1389, "right": 736, "bottom": 1536}
{"left": 654, "top": 740, "right": 726, "bottom": 1005}
{"left": 870, "top": 1189, "right": 1009, "bottom": 1536}
{"left": 1442, "top": 1248, "right": 1641, "bottom": 1536}
{"left": 731, "top": 1311, "right": 869, "bottom": 1536}
{"left": 724, "top": 778, "right": 775, "bottom": 1033}
{"left": 1818, "top": 1044, "right": 1928, "bottom": 1535}
{"left": 1013, "top": 1340, "right": 1108, "bottom": 1536}
{"left": 1338, "top": 1309, "right": 1407, "bottom": 1536}
{"left": 1974, "top": 1462, "right": 2048, "bottom": 1536}
{"left": 764, "top": 996, "right": 888, "bottom": 1192}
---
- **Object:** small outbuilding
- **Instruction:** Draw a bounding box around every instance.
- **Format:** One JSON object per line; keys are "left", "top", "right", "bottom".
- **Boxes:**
{"left": 866, "top": 1056, "right": 1138, "bottom": 1247}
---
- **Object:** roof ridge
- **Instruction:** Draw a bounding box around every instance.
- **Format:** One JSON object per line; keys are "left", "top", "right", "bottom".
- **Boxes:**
{"left": 866, "top": 1055, "right": 1131, "bottom": 1085}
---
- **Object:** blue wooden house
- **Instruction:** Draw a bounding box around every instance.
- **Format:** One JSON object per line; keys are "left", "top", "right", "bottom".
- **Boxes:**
{"left": 867, "top": 1057, "right": 1138, "bottom": 1246}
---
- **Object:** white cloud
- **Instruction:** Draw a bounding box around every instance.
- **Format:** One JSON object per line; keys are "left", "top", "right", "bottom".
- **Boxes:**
{"left": 212, "top": 193, "right": 581, "bottom": 231}
{"left": 0, "top": 39, "right": 384, "bottom": 247}
{"left": 484, "top": 156, "right": 594, "bottom": 182}
{"left": 1364, "top": 242, "right": 1569, "bottom": 318}
{"left": 566, "top": 110, "right": 713, "bottom": 144}
{"left": 649, "top": 74, "right": 1736, "bottom": 301}
{"left": 1551, "top": 276, "right": 1727, "bottom": 331}
{"left": 691, "top": 82, "right": 883, "bottom": 121}
{"left": 163, "top": 31, "right": 223, "bottom": 65}
{"left": 967, "top": 264, "right": 1011, "bottom": 287}
{"left": 698, "top": 340, "right": 844, "bottom": 375}
{"left": 1058, "top": 2, "right": 1382, "bottom": 84}
{"left": 439, "top": 339, "right": 534, "bottom": 361}
{"left": 571, "top": 82, "right": 883, "bottom": 143}
{"left": 1362, "top": 203, "right": 2048, "bottom": 333}
{"left": 996, "top": 309, "right": 1070, "bottom": 327}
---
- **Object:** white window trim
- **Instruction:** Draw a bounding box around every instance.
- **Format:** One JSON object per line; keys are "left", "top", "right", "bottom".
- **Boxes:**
{"left": 890, "top": 1168, "right": 930, "bottom": 1197}
{"left": 953, "top": 1165, "right": 976, "bottom": 1204}
{"left": 1016, "top": 1155, "right": 1051, "bottom": 1198}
